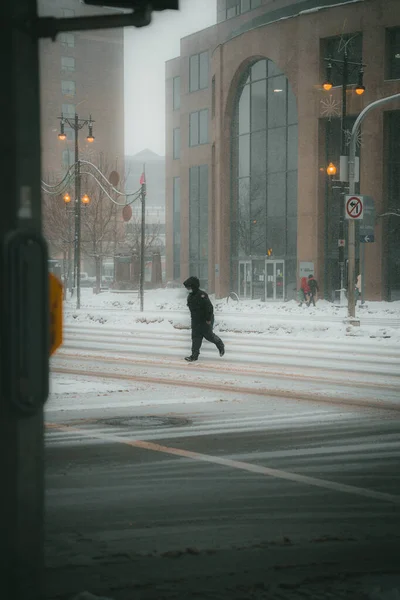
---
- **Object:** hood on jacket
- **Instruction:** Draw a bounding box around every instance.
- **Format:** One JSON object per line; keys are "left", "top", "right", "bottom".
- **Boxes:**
{"left": 183, "top": 276, "right": 200, "bottom": 291}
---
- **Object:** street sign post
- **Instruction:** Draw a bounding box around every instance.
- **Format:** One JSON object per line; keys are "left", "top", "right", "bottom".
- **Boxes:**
{"left": 49, "top": 274, "right": 63, "bottom": 355}
{"left": 345, "top": 195, "right": 364, "bottom": 220}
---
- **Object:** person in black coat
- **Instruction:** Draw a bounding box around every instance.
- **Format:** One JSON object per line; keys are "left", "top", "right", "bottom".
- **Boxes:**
{"left": 183, "top": 276, "right": 225, "bottom": 362}
{"left": 307, "top": 274, "right": 319, "bottom": 307}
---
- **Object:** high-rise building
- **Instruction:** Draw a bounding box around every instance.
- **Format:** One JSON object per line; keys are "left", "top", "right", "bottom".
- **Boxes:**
{"left": 166, "top": 0, "right": 400, "bottom": 301}
{"left": 39, "top": 0, "right": 124, "bottom": 180}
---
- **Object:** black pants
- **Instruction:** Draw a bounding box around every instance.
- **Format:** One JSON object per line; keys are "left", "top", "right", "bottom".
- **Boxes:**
{"left": 191, "top": 323, "right": 223, "bottom": 358}
{"left": 307, "top": 293, "right": 316, "bottom": 307}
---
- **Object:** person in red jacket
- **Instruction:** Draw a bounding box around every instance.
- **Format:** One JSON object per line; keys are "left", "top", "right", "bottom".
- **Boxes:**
{"left": 298, "top": 276, "right": 310, "bottom": 307}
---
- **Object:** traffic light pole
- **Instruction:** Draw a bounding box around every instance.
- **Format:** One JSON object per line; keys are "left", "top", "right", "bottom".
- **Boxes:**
{"left": 338, "top": 48, "right": 348, "bottom": 306}
{"left": 347, "top": 93, "right": 400, "bottom": 319}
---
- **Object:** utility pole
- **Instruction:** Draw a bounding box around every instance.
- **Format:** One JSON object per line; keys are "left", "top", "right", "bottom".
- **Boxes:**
{"left": 140, "top": 164, "right": 146, "bottom": 312}
{"left": 323, "top": 38, "right": 365, "bottom": 304}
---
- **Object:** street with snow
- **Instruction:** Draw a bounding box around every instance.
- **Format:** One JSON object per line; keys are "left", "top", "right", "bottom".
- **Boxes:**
{"left": 46, "top": 289, "right": 400, "bottom": 600}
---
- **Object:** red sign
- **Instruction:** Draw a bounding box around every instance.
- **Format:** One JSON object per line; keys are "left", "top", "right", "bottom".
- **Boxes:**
{"left": 345, "top": 195, "right": 363, "bottom": 220}
{"left": 122, "top": 204, "right": 132, "bottom": 222}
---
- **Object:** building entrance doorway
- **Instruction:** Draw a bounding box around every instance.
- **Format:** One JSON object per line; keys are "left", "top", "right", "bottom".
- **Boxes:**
{"left": 237, "top": 259, "right": 285, "bottom": 301}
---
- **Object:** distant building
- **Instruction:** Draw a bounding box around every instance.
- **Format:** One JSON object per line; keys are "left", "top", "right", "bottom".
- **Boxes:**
{"left": 125, "top": 149, "right": 165, "bottom": 208}
{"left": 124, "top": 150, "right": 166, "bottom": 271}
{"left": 165, "top": 0, "right": 400, "bottom": 301}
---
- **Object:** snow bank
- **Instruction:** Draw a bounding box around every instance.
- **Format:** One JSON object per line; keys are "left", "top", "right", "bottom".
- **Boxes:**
{"left": 63, "top": 288, "right": 400, "bottom": 343}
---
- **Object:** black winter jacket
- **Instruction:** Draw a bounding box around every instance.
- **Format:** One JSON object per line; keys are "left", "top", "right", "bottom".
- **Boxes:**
{"left": 183, "top": 277, "right": 214, "bottom": 327}
{"left": 308, "top": 277, "right": 319, "bottom": 295}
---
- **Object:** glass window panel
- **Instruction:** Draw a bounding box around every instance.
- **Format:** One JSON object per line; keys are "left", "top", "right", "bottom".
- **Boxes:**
{"left": 189, "top": 168, "right": 200, "bottom": 260}
{"left": 61, "top": 56, "right": 75, "bottom": 71}
{"left": 250, "top": 167, "right": 266, "bottom": 256}
{"left": 189, "top": 55, "right": 199, "bottom": 92}
{"left": 268, "top": 77, "right": 287, "bottom": 128}
{"left": 227, "top": 6, "right": 238, "bottom": 18}
{"left": 199, "top": 109, "right": 209, "bottom": 144}
{"left": 212, "top": 76, "right": 216, "bottom": 118}
{"left": 60, "top": 33, "right": 74, "bottom": 47}
{"left": 267, "top": 127, "right": 286, "bottom": 173}
{"left": 239, "top": 134, "right": 250, "bottom": 177}
{"left": 251, "top": 0, "right": 261, "bottom": 7}
{"left": 199, "top": 164, "right": 208, "bottom": 200}
{"left": 173, "top": 76, "right": 180, "bottom": 110}
{"left": 251, "top": 60, "right": 266, "bottom": 82}
{"left": 251, "top": 80, "right": 267, "bottom": 131}
{"left": 62, "top": 103, "right": 75, "bottom": 115}
{"left": 238, "top": 177, "right": 250, "bottom": 256}
{"left": 324, "top": 34, "right": 362, "bottom": 85}
{"left": 287, "top": 124, "right": 298, "bottom": 171}
{"left": 251, "top": 130, "right": 266, "bottom": 185}
{"left": 64, "top": 127, "right": 74, "bottom": 141}
{"left": 61, "top": 80, "right": 75, "bottom": 96}
{"left": 190, "top": 112, "right": 199, "bottom": 146}
{"left": 62, "top": 149, "right": 74, "bottom": 168}
{"left": 267, "top": 60, "right": 283, "bottom": 78}
{"left": 238, "top": 83, "right": 250, "bottom": 135}
{"left": 287, "top": 170, "right": 298, "bottom": 217}
{"left": 241, "top": 0, "right": 250, "bottom": 12}
{"left": 388, "top": 28, "right": 400, "bottom": 79}
{"left": 286, "top": 217, "right": 297, "bottom": 256}
{"left": 267, "top": 172, "right": 286, "bottom": 217}
{"left": 173, "top": 127, "right": 180, "bottom": 159}
{"left": 173, "top": 177, "right": 181, "bottom": 267}
{"left": 267, "top": 217, "right": 285, "bottom": 256}
{"left": 287, "top": 85, "right": 297, "bottom": 125}
{"left": 199, "top": 51, "right": 209, "bottom": 89}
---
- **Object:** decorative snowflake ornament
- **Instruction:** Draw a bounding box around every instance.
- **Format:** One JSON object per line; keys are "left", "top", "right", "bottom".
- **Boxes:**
{"left": 344, "top": 128, "right": 363, "bottom": 148}
{"left": 320, "top": 95, "right": 341, "bottom": 120}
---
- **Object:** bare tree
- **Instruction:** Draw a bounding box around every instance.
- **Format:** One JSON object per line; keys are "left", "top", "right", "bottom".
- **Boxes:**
{"left": 42, "top": 192, "right": 74, "bottom": 298}
{"left": 125, "top": 213, "right": 164, "bottom": 257}
{"left": 80, "top": 167, "right": 125, "bottom": 293}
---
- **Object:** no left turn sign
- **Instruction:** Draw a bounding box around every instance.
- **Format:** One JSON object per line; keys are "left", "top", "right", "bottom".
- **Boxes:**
{"left": 345, "top": 195, "right": 364, "bottom": 220}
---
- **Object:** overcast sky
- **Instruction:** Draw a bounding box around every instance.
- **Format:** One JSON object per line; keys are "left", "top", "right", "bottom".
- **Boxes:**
{"left": 124, "top": 0, "right": 216, "bottom": 157}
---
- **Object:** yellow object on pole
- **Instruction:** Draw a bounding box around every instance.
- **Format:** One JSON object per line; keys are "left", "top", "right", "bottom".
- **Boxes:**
{"left": 49, "top": 273, "right": 63, "bottom": 355}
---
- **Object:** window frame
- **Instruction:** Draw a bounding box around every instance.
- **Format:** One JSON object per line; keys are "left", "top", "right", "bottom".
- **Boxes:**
{"left": 60, "top": 33, "right": 75, "bottom": 48}
{"left": 61, "top": 56, "right": 75, "bottom": 73}
{"left": 189, "top": 51, "right": 209, "bottom": 92}
{"left": 173, "top": 127, "right": 181, "bottom": 159}
{"left": 61, "top": 80, "right": 76, "bottom": 96}
{"left": 386, "top": 27, "right": 400, "bottom": 80}
{"left": 189, "top": 109, "right": 209, "bottom": 147}
{"left": 172, "top": 76, "right": 181, "bottom": 110}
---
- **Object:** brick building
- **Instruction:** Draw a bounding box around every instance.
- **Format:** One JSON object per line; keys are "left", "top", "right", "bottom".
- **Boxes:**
{"left": 165, "top": 0, "right": 400, "bottom": 301}
{"left": 39, "top": 0, "right": 124, "bottom": 180}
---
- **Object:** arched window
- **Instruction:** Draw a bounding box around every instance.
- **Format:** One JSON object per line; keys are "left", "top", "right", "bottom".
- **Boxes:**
{"left": 231, "top": 58, "right": 298, "bottom": 297}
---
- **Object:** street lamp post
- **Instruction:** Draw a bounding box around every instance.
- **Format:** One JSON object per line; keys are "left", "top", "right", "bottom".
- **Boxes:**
{"left": 323, "top": 42, "right": 365, "bottom": 303}
{"left": 63, "top": 192, "right": 73, "bottom": 294}
{"left": 58, "top": 112, "right": 94, "bottom": 309}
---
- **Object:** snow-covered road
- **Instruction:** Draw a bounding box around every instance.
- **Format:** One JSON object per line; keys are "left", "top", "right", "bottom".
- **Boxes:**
{"left": 51, "top": 323, "right": 400, "bottom": 412}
